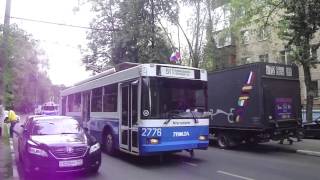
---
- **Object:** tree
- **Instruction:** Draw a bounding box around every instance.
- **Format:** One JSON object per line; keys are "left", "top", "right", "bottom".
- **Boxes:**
{"left": 230, "top": 0, "right": 320, "bottom": 122}
{"left": 83, "top": 0, "right": 179, "bottom": 73}
{"left": 202, "top": 0, "right": 217, "bottom": 71}
{"left": 0, "top": 24, "right": 59, "bottom": 113}
{"left": 178, "top": 0, "right": 207, "bottom": 68}
{"left": 281, "top": 0, "right": 320, "bottom": 123}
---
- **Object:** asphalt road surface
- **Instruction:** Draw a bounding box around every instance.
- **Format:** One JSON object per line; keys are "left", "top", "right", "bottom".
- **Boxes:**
{"left": 12, "top": 139, "right": 320, "bottom": 180}
{"left": 11, "top": 116, "right": 320, "bottom": 180}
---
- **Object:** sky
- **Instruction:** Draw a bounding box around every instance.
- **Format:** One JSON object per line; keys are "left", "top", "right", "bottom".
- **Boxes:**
{"left": 0, "top": 0, "right": 92, "bottom": 86}
{"left": 0, "top": 0, "right": 198, "bottom": 86}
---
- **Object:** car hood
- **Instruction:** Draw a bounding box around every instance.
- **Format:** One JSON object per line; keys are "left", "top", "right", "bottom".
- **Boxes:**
{"left": 31, "top": 133, "right": 88, "bottom": 146}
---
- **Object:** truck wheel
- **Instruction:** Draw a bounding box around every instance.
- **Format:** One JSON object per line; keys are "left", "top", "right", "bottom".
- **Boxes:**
{"left": 104, "top": 131, "right": 116, "bottom": 155}
{"left": 217, "top": 134, "right": 231, "bottom": 149}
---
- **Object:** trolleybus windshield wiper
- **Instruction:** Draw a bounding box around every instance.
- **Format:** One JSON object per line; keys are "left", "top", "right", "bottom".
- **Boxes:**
{"left": 164, "top": 113, "right": 183, "bottom": 125}
{"left": 190, "top": 110, "right": 199, "bottom": 124}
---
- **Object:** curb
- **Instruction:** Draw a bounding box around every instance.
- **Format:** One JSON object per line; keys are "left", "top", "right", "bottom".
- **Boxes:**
{"left": 267, "top": 144, "right": 320, "bottom": 157}
{"left": 9, "top": 138, "right": 19, "bottom": 179}
{"left": 296, "top": 150, "right": 320, "bottom": 157}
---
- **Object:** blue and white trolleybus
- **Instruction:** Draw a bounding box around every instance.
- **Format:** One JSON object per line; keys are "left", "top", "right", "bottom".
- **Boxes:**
{"left": 60, "top": 63, "right": 209, "bottom": 156}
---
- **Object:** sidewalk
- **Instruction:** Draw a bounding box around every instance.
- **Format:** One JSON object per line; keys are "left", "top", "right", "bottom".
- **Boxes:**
{"left": 0, "top": 124, "right": 13, "bottom": 179}
{"left": 267, "top": 139, "right": 320, "bottom": 156}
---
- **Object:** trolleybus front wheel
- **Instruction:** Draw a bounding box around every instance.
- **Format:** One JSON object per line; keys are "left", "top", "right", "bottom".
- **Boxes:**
{"left": 104, "top": 132, "right": 116, "bottom": 155}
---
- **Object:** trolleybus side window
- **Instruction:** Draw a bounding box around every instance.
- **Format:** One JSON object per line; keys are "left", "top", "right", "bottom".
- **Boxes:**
{"left": 62, "top": 96, "right": 67, "bottom": 115}
{"left": 67, "top": 93, "right": 81, "bottom": 112}
{"left": 67, "top": 94, "right": 74, "bottom": 112}
{"left": 103, "top": 84, "right": 118, "bottom": 112}
{"left": 91, "top": 87, "right": 103, "bottom": 112}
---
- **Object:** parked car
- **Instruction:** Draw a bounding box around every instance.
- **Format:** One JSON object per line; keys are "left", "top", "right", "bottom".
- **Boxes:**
{"left": 303, "top": 119, "right": 320, "bottom": 139}
{"left": 18, "top": 116, "right": 101, "bottom": 175}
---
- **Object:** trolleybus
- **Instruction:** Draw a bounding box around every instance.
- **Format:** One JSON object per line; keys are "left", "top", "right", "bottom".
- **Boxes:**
{"left": 60, "top": 63, "right": 209, "bottom": 156}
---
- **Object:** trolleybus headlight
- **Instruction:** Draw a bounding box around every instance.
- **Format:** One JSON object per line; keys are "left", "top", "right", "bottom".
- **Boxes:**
{"left": 89, "top": 143, "right": 100, "bottom": 154}
{"left": 198, "top": 135, "right": 207, "bottom": 141}
{"left": 147, "top": 138, "right": 159, "bottom": 144}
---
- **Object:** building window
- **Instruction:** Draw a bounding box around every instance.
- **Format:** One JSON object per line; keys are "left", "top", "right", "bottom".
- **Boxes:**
{"left": 241, "top": 57, "right": 251, "bottom": 64}
{"left": 257, "top": 26, "right": 270, "bottom": 41}
{"left": 280, "top": 50, "right": 294, "bottom": 64}
{"left": 259, "top": 54, "right": 269, "bottom": 62}
{"left": 216, "top": 33, "right": 232, "bottom": 48}
{"left": 91, "top": 87, "right": 103, "bottom": 112}
{"left": 103, "top": 84, "right": 118, "bottom": 112}
{"left": 240, "top": 30, "right": 249, "bottom": 44}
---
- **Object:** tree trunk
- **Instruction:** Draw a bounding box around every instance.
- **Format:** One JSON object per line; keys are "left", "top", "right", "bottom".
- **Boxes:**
{"left": 302, "top": 63, "right": 314, "bottom": 123}
{"left": 193, "top": 1, "right": 201, "bottom": 68}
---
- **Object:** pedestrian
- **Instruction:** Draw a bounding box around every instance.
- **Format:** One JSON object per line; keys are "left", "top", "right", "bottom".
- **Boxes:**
{"left": 7, "top": 110, "right": 18, "bottom": 138}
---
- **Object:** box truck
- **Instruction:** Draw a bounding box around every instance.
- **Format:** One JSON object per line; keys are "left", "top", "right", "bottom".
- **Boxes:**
{"left": 208, "top": 62, "right": 301, "bottom": 148}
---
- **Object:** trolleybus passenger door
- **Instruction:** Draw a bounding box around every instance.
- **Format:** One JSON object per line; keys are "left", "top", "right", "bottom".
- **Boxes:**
{"left": 120, "top": 80, "right": 140, "bottom": 153}
{"left": 131, "top": 80, "right": 139, "bottom": 153}
{"left": 120, "top": 84, "right": 130, "bottom": 150}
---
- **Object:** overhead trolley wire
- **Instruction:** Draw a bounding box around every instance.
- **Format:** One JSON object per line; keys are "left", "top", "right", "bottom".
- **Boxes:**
{"left": 9, "top": 16, "right": 118, "bottom": 32}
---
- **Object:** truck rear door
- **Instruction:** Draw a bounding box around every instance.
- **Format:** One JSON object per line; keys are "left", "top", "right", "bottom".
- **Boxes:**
{"left": 263, "top": 78, "right": 301, "bottom": 128}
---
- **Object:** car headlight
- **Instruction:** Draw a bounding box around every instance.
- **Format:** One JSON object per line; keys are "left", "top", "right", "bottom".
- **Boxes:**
{"left": 28, "top": 147, "right": 48, "bottom": 157}
{"left": 89, "top": 143, "right": 100, "bottom": 154}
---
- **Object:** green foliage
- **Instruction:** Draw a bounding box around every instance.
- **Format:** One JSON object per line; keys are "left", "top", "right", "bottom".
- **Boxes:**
{"left": 83, "top": 0, "right": 179, "bottom": 72}
{"left": 0, "top": 24, "right": 61, "bottom": 113}
{"left": 202, "top": 17, "right": 217, "bottom": 71}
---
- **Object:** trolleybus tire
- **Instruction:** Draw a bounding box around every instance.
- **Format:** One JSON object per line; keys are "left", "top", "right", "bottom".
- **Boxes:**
{"left": 189, "top": 149, "right": 194, "bottom": 158}
{"left": 104, "top": 131, "right": 116, "bottom": 155}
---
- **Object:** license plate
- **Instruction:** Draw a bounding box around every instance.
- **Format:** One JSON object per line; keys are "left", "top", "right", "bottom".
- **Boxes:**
{"left": 59, "top": 159, "right": 83, "bottom": 167}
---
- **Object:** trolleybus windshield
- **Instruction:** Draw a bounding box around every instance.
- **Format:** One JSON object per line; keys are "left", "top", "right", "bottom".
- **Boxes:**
{"left": 141, "top": 77, "right": 207, "bottom": 119}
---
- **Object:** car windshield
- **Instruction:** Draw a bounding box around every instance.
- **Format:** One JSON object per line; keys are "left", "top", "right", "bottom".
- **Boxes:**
{"left": 31, "top": 118, "right": 82, "bottom": 135}
{"left": 141, "top": 77, "right": 207, "bottom": 119}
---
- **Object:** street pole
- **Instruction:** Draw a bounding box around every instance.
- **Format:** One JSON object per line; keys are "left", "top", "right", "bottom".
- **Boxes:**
{"left": 0, "top": 0, "right": 12, "bottom": 106}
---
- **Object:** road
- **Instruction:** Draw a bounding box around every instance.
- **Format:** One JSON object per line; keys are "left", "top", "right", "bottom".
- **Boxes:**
{"left": 11, "top": 116, "right": 320, "bottom": 180}
{"left": 12, "top": 139, "right": 320, "bottom": 180}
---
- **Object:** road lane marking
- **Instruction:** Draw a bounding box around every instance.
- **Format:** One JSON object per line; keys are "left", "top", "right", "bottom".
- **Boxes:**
{"left": 183, "top": 162, "right": 198, "bottom": 167}
{"left": 217, "top": 170, "right": 255, "bottom": 180}
{"left": 296, "top": 150, "right": 320, "bottom": 157}
{"left": 9, "top": 138, "right": 19, "bottom": 179}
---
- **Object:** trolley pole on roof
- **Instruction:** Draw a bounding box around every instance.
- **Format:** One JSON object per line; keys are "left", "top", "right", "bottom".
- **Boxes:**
{"left": 0, "top": 0, "right": 12, "bottom": 106}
